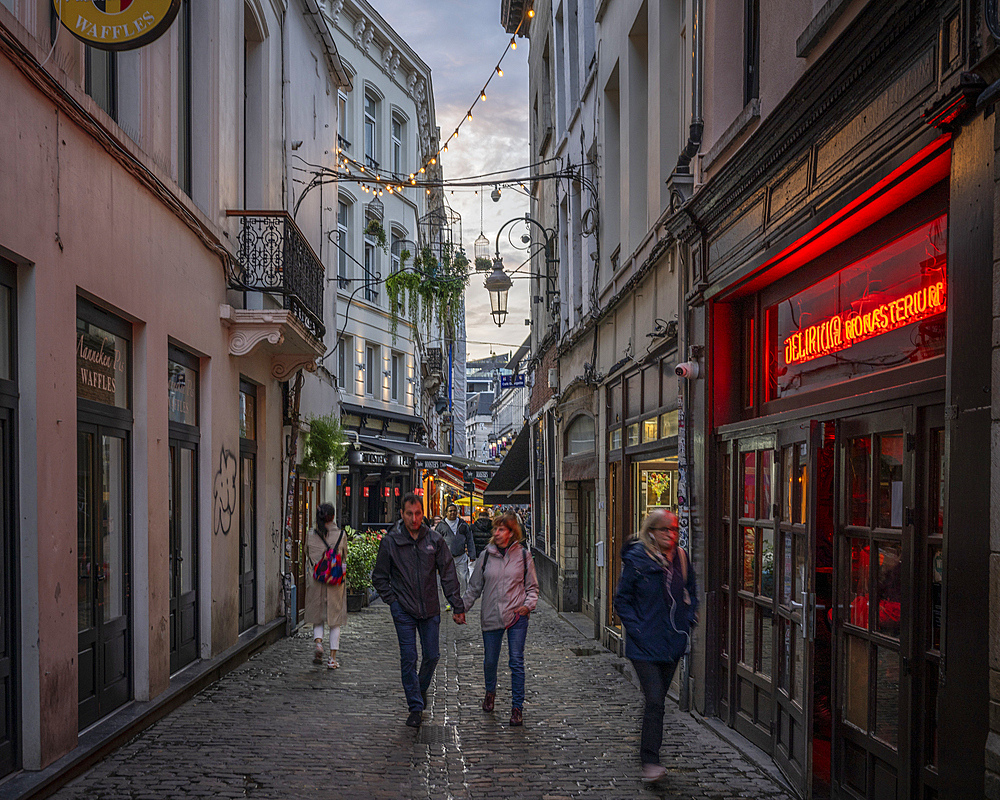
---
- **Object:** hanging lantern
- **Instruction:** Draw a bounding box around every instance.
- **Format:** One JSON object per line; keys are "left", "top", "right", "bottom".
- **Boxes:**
{"left": 484, "top": 256, "right": 512, "bottom": 327}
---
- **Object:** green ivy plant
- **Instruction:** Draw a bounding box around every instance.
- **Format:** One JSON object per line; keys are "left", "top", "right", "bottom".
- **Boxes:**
{"left": 385, "top": 242, "right": 470, "bottom": 344}
{"left": 299, "top": 413, "right": 348, "bottom": 478}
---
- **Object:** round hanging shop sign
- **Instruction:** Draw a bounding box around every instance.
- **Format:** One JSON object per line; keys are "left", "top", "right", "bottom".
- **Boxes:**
{"left": 53, "top": 0, "right": 181, "bottom": 51}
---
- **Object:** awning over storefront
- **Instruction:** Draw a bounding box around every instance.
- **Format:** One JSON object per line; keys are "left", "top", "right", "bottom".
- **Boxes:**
{"left": 354, "top": 435, "right": 449, "bottom": 467}
{"left": 483, "top": 424, "right": 530, "bottom": 502}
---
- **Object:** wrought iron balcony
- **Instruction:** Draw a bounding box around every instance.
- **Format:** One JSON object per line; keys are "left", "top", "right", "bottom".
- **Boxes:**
{"left": 226, "top": 211, "right": 326, "bottom": 341}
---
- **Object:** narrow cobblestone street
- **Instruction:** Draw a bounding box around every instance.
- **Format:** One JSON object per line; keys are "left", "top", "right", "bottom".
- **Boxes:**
{"left": 53, "top": 598, "right": 794, "bottom": 800}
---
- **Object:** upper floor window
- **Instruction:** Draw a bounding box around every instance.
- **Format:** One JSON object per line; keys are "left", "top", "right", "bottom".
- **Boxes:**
{"left": 364, "top": 92, "right": 378, "bottom": 169}
{"left": 177, "top": 0, "right": 192, "bottom": 195}
{"left": 744, "top": 0, "right": 760, "bottom": 105}
{"left": 337, "top": 201, "right": 350, "bottom": 289}
{"left": 391, "top": 352, "right": 402, "bottom": 403}
{"left": 365, "top": 344, "right": 379, "bottom": 397}
{"left": 391, "top": 115, "right": 404, "bottom": 176}
{"left": 338, "top": 90, "right": 350, "bottom": 151}
{"left": 85, "top": 48, "right": 118, "bottom": 121}
{"left": 364, "top": 237, "right": 379, "bottom": 304}
{"left": 338, "top": 335, "right": 353, "bottom": 393}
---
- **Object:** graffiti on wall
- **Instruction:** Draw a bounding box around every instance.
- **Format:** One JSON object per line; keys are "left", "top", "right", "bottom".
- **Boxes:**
{"left": 213, "top": 447, "right": 237, "bottom": 536}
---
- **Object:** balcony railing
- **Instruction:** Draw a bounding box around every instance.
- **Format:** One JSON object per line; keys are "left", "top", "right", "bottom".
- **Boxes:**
{"left": 226, "top": 211, "right": 326, "bottom": 341}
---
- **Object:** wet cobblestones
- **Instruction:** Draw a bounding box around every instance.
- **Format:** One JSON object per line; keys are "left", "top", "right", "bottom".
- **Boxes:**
{"left": 53, "top": 597, "right": 795, "bottom": 799}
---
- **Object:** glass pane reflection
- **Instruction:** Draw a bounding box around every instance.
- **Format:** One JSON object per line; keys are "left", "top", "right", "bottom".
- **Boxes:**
{"left": 874, "top": 646, "right": 900, "bottom": 749}
{"left": 844, "top": 635, "right": 869, "bottom": 731}
{"left": 878, "top": 433, "right": 904, "bottom": 528}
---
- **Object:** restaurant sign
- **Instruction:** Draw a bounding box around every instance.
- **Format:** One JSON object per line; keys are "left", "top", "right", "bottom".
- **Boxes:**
{"left": 54, "top": 0, "right": 181, "bottom": 51}
{"left": 768, "top": 216, "right": 947, "bottom": 400}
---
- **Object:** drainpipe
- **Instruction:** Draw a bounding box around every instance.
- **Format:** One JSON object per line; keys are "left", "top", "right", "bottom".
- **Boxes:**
{"left": 675, "top": 0, "right": 704, "bottom": 176}
{"left": 676, "top": 0, "right": 703, "bottom": 710}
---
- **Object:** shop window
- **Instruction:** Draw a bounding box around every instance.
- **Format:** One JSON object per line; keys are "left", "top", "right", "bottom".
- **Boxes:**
{"left": 765, "top": 216, "right": 947, "bottom": 401}
{"left": 565, "top": 415, "right": 595, "bottom": 456}
{"left": 337, "top": 201, "right": 350, "bottom": 289}
{"left": 627, "top": 423, "right": 639, "bottom": 447}
{"left": 610, "top": 427, "right": 622, "bottom": 451}
{"left": 641, "top": 417, "right": 657, "bottom": 443}
{"left": 635, "top": 462, "right": 678, "bottom": 520}
{"left": 659, "top": 409, "right": 679, "bottom": 439}
{"left": 625, "top": 373, "right": 640, "bottom": 418}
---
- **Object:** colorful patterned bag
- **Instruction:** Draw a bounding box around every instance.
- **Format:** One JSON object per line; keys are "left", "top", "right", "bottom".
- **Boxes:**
{"left": 313, "top": 529, "right": 346, "bottom": 585}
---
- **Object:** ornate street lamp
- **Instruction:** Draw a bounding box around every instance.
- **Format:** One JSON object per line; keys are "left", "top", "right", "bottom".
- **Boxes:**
{"left": 484, "top": 256, "right": 513, "bottom": 327}
{"left": 486, "top": 214, "right": 559, "bottom": 328}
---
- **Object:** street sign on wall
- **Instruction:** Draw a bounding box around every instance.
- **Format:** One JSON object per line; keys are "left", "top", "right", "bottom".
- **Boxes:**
{"left": 500, "top": 374, "right": 525, "bottom": 388}
{"left": 54, "top": 0, "right": 182, "bottom": 51}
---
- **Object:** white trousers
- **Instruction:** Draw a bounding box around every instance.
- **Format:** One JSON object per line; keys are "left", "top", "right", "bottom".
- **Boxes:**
{"left": 314, "top": 624, "right": 340, "bottom": 651}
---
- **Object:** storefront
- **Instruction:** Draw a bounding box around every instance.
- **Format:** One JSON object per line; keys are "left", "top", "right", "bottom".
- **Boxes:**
{"left": 604, "top": 354, "right": 680, "bottom": 652}
{"left": 698, "top": 134, "right": 983, "bottom": 799}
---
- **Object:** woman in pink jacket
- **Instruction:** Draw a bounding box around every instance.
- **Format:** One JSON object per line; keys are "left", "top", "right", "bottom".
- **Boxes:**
{"left": 460, "top": 512, "right": 539, "bottom": 727}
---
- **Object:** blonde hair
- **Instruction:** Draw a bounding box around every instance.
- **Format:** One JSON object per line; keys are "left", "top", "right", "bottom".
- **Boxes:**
{"left": 490, "top": 512, "right": 524, "bottom": 545}
{"left": 634, "top": 509, "right": 678, "bottom": 557}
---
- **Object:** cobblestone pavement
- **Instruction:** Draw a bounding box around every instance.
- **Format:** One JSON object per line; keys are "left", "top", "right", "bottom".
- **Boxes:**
{"left": 53, "top": 596, "right": 795, "bottom": 800}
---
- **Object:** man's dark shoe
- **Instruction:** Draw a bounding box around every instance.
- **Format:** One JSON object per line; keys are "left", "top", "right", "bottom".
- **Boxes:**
{"left": 510, "top": 707, "right": 523, "bottom": 726}
{"left": 482, "top": 692, "right": 495, "bottom": 712}
{"left": 406, "top": 710, "right": 422, "bottom": 728}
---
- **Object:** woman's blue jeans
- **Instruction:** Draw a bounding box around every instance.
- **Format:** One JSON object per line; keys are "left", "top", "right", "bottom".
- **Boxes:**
{"left": 482, "top": 614, "right": 529, "bottom": 709}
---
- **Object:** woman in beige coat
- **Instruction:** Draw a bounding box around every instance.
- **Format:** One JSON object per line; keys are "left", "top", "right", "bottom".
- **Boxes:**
{"left": 306, "top": 503, "right": 347, "bottom": 669}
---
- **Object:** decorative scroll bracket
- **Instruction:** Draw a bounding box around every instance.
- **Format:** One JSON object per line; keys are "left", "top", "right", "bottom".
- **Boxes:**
{"left": 220, "top": 305, "right": 324, "bottom": 379}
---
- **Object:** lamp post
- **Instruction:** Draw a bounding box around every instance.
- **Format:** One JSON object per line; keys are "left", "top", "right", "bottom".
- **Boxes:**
{"left": 484, "top": 214, "right": 559, "bottom": 328}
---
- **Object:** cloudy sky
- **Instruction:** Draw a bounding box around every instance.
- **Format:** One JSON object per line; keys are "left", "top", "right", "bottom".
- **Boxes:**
{"left": 372, "top": 0, "right": 533, "bottom": 362}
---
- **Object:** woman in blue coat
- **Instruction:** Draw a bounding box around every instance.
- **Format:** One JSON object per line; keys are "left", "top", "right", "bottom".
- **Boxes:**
{"left": 614, "top": 509, "right": 698, "bottom": 784}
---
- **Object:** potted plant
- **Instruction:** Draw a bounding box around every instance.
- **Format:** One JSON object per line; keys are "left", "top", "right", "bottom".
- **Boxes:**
{"left": 344, "top": 526, "right": 382, "bottom": 611}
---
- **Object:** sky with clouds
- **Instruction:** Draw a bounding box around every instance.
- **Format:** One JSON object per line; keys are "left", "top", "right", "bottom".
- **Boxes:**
{"left": 372, "top": 0, "right": 533, "bottom": 363}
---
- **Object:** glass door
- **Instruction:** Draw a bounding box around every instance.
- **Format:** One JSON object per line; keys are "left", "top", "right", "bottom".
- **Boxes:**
{"left": 773, "top": 422, "right": 820, "bottom": 796}
{"left": 0, "top": 407, "right": 15, "bottom": 774}
{"left": 239, "top": 449, "right": 257, "bottom": 633}
{"left": 77, "top": 424, "right": 131, "bottom": 729}
{"left": 580, "top": 482, "right": 596, "bottom": 618}
{"left": 168, "top": 439, "right": 198, "bottom": 673}
{"left": 834, "top": 408, "right": 913, "bottom": 800}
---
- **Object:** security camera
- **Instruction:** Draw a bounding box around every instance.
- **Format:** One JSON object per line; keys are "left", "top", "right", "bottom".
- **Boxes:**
{"left": 675, "top": 361, "right": 701, "bottom": 380}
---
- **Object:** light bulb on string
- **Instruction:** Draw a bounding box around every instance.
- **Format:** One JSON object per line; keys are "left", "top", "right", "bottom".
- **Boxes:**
{"left": 481, "top": 91, "right": 487, "bottom": 101}
{"left": 430, "top": 157, "right": 436, "bottom": 165}
{"left": 419, "top": 166, "right": 425, "bottom": 174}
{"left": 527, "top": 7, "right": 534, "bottom": 17}
{"left": 510, "top": 38, "right": 516, "bottom": 49}
{"left": 467, "top": 112, "right": 473, "bottom": 121}
{"left": 496, "top": 66, "right": 503, "bottom": 76}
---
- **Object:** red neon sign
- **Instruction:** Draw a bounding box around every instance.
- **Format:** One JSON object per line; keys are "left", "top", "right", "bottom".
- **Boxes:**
{"left": 783, "top": 280, "right": 947, "bottom": 365}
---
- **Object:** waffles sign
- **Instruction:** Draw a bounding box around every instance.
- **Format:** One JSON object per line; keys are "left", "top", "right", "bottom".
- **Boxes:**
{"left": 54, "top": 0, "right": 181, "bottom": 51}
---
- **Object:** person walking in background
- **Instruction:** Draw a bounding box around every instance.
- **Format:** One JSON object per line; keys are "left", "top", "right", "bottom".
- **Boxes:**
{"left": 461, "top": 512, "right": 538, "bottom": 727}
{"left": 436, "top": 503, "right": 476, "bottom": 596}
{"left": 614, "top": 509, "right": 698, "bottom": 784}
{"left": 373, "top": 493, "right": 466, "bottom": 728}
{"left": 470, "top": 508, "right": 493, "bottom": 562}
{"left": 306, "top": 503, "right": 347, "bottom": 670}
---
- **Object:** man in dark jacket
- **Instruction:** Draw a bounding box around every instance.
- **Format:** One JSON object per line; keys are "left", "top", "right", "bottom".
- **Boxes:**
{"left": 373, "top": 493, "right": 465, "bottom": 728}
{"left": 470, "top": 509, "right": 494, "bottom": 558}
{"left": 435, "top": 503, "right": 476, "bottom": 594}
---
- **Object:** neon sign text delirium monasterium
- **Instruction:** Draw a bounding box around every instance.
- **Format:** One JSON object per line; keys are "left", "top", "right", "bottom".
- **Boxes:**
{"left": 782, "top": 280, "right": 947, "bottom": 365}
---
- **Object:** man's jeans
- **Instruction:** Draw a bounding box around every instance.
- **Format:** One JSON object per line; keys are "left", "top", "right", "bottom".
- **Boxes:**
{"left": 453, "top": 552, "right": 470, "bottom": 595}
{"left": 482, "top": 614, "right": 529, "bottom": 709}
{"left": 389, "top": 602, "right": 440, "bottom": 712}
{"left": 630, "top": 659, "right": 680, "bottom": 765}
